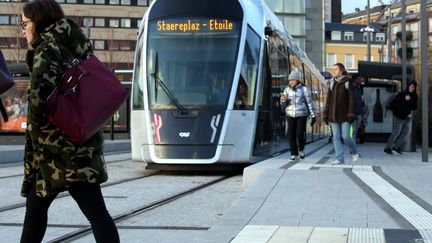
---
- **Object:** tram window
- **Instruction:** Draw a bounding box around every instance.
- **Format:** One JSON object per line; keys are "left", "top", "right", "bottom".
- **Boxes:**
{"left": 132, "top": 41, "right": 144, "bottom": 109}
{"left": 146, "top": 17, "right": 241, "bottom": 108}
{"left": 235, "top": 27, "right": 260, "bottom": 110}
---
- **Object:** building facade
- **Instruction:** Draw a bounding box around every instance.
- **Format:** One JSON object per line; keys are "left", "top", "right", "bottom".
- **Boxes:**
{"left": 0, "top": 0, "right": 150, "bottom": 69}
{"left": 265, "top": 0, "right": 325, "bottom": 71}
{"left": 325, "top": 23, "right": 386, "bottom": 72}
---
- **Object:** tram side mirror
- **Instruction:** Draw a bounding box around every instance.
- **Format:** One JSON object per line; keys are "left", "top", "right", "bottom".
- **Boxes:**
{"left": 264, "top": 26, "right": 274, "bottom": 36}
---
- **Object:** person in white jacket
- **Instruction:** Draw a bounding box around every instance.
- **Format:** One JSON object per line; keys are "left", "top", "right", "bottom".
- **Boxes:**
{"left": 280, "top": 70, "right": 316, "bottom": 161}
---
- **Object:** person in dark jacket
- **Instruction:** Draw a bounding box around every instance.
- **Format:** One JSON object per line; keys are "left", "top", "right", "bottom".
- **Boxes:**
{"left": 384, "top": 81, "right": 418, "bottom": 155}
{"left": 351, "top": 74, "right": 364, "bottom": 143}
{"left": 280, "top": 70, "right": 316, "bottom": 161}
{"left": 323, "top": 63, "right": 360, "bottom": 164}
{"left": 20, "top": 1, "right": 119, "bottom": 242}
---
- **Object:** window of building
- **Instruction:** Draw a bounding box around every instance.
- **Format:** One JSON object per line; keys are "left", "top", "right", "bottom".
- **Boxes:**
{"left": 363, "top": 32, "right": 373, "bottom": 42}
{"left": 283, "top": 16, "right": 305, "bottom": 36}
{"left": 331, "top": 31, "right": 341, "bottom": 41}
{"left": 408, "top": 22, "right": 418, "bottom": 32}
{"left": 121, "top": 0, "right": 131, "bottom": 4}
{"left": 0, "top": 38, "right": 7, "bottom": 48}
{"left": 83, "top": 0, "right": 93, "bottom": 3}
{"left": 137, "top": 19, "right": 142, "bottom": 28}
{"left": 109, "top": 19, "right": 119, "bottom": 27}
{"left": 345, "top": 54, "right": 354, "bottom": 68}
{"left": 392, "top": 25, "right": 399, "bottom": 37}
{"left": 266, "top": 0, "right": 283, "bottom": 12}
{"left": 121, "top": 19, "right": 131, "bottom": 28}
{"left": 55, "top": 0, "right": 65, "bottom": 3}
{"left": 66, "top": 0, "right": 77, "bottom": 3}
{"left": 137, "top": 0, "right": 149, "bottom": 5}
{"left": 0, "top": 16, "right": 9, "bottom": 25}
{"left": 95, "top": 0, "right": 105, "bottom": 4}
{"left": 94, "top": 40, "right": 105, "bottom": 50}
{"left": 410, "top": 40, "right": 418, "bottom": 48}
{"left": 120, "top": 40, "right": 131, "bottom": 50}
{"left": 95, "top": 18, "right": 105, "bottom": 27}
{"left": 108, "top": 40, "right": 120, "bottom": 50}
{"left": 326, "top": 53, "right": 336, "bottom": 67}
{"left": 344, "top": 32, "right": 354, "bottom": 41}
{"left": 284, "top": 0, "right": 305, "bottom": 13}
{"left": 83, "top": 17, "right": 93, "bottom": 27}
{"left": 429, "top": 18, "right": 432, "bottom": 33}
{"left": 109, "top": 0, "right": 119, "bottom": 4}
{"left": 10, "top": 15, "right": 19, "bottom": 25}
{"left": 376, "top": 33, "right": 385, "bottom": 42}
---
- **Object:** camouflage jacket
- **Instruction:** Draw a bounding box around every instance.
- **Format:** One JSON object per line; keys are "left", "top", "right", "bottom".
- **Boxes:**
{"left": 22, "top": 18, "right": 108, "bottom": 198}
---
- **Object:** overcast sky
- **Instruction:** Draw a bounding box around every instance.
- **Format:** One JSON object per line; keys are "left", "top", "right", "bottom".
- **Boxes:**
{"left": 342, "top": 0, "right": 390, "bottom": 15}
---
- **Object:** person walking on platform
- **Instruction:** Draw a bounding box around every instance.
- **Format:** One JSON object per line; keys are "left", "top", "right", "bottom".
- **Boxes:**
{"left": 19, "top": 1, "right": 119, "bottom": 242}
{"left": 351, "top": 74, "right": 364, "bottom": 144}
{"left": 384, "top": 81, "right": 418, "bottom": 155}
{"left": 323, "top": 63, "right": 360, "bottom": 165}
{"left": 280, "top": 70, "right": 316, "bottom": 162}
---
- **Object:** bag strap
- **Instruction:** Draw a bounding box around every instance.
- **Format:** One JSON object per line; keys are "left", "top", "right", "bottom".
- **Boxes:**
{"left": 57, "top": 44, "right": 88, "bottom": 75}
{"left": 0, "top": 97, "right": 8, "bottom": 123}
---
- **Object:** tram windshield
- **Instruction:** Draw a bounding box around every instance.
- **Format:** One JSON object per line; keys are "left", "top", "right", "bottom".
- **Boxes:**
{"left": 147, "top": 17, "right": 241, "bottom": 108}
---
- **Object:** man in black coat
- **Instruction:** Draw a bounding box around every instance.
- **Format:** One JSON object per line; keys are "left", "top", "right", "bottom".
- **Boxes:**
{"left": 384, "top": 81, "right": 418, "bottom": 155}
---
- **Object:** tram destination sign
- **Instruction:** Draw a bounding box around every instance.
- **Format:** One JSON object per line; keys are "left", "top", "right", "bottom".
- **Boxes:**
{"left": 156, "top": 18, "right": 236, "bottom": 33}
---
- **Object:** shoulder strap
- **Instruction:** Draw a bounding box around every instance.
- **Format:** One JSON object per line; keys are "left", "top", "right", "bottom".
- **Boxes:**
{"left": 329, "top": 80, "right": 350, "bottom": 91}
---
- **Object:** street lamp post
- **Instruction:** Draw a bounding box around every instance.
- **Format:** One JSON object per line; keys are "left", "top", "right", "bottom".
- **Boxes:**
{"left": 367, "top": 0, "right": 371, "bottom": 61}
{"left": 360, "top": 25, "right": 375, "bottom": 61}
{"left": 360, "top": 0, "right": 374, "bottom": 62}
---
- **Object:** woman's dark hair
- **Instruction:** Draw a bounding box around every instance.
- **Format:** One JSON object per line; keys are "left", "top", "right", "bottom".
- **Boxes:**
{"left": 333, "top": 63, "right": 348, "bottom": 76}
{"left": 23, "top": 0, "right": 65, "bottom": 36}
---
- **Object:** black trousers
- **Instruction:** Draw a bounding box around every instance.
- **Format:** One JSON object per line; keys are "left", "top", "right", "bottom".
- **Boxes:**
{"left": 20, "top": 182, "right": 120, "bottom": 243}
{"left": 287, "top": 116, "right": 307, "bottom": 156}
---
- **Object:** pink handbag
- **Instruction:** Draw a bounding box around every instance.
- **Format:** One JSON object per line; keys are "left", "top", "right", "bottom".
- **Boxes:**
{"left": 45, "top": 49, "right": 128, "bottom": 144}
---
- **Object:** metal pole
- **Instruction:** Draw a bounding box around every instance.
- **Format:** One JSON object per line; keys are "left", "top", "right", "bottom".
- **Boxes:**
{"left": 386, "top": 3, "right": 392, "bottom": 63}
{"left": 401, "top": 0, "right": 407, "bottom": 89}
{"left": 367, "top": 0, "right": 371, "bottom": 61}
{"left": 420, "top": 0, "right": 429, "bottom": 162}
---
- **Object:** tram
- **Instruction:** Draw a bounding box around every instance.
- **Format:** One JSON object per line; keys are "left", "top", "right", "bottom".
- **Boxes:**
{"left": 131, "top": 0, "right": 328, "bottom": 168}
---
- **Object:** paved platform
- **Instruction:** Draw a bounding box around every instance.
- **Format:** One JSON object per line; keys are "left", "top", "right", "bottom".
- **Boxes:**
{"left": 203, "top": 140, "right": 432, "bottom": 243}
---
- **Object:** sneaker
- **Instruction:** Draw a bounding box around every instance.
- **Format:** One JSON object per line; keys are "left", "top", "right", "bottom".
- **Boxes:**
{"left": 352, "top": 153, "right": 360, "bottom": 162}
{"left": 289, "top": 155, "right": 298, "bottom": 162}
{"left": 330, "top": 160, "right": 344, "bottom": 165}
{"left": 392, "top": 147, "right": 403, "bottom": 155}
{"left": 384, "top": 148, "right": 393, "bottom": 155}
{"left": 299, "top": 151, "right": 305, "bottom": 159}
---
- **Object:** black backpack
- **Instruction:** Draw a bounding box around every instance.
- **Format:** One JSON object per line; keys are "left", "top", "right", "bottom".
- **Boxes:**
{"left": 384, "top": 94, "right": 397, "bottom": 117}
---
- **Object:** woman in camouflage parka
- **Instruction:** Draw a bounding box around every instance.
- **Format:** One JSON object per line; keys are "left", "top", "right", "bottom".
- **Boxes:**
{"left": 20, "top": 1, "right": 119, "bottom": 242}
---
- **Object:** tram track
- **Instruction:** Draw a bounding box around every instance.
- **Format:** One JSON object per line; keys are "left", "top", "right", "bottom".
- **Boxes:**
{"left": 45, "top": 174, "right": 236, "bottom": 243}
{"left": 0, "top": 172, "right": 160, "bottom": 213}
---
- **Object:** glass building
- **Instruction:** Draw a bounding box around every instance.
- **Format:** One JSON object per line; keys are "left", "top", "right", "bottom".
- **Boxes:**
{"left": 264, "top": 0, "right": 324, "bottom": 71}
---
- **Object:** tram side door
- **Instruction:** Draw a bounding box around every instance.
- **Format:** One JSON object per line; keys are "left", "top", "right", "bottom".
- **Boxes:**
{"left": 253, "top": 41, "right": 288, "bottom": 156}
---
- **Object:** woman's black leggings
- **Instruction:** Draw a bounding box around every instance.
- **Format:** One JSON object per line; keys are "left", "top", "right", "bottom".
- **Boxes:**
{"left": 287, "top": 116, "right": 307, "bottom": 156}
{"left": 20, "top": 182, "right": 120, "bottom": 243}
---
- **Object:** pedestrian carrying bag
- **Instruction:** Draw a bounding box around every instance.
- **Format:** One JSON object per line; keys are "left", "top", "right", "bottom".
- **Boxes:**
{"left": 0, "top": 50, "right": 14, "bottom": 94}
{"left": 0, "top": 50, "right": 14, "bottom": 122}
{"left": 45, "top": 46, "right": 129, "bottom": 144}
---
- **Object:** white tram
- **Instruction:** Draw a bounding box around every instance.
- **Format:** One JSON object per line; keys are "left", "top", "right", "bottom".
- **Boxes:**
{"left": 131, "top": 0, "right": 328, "bottom": 168}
